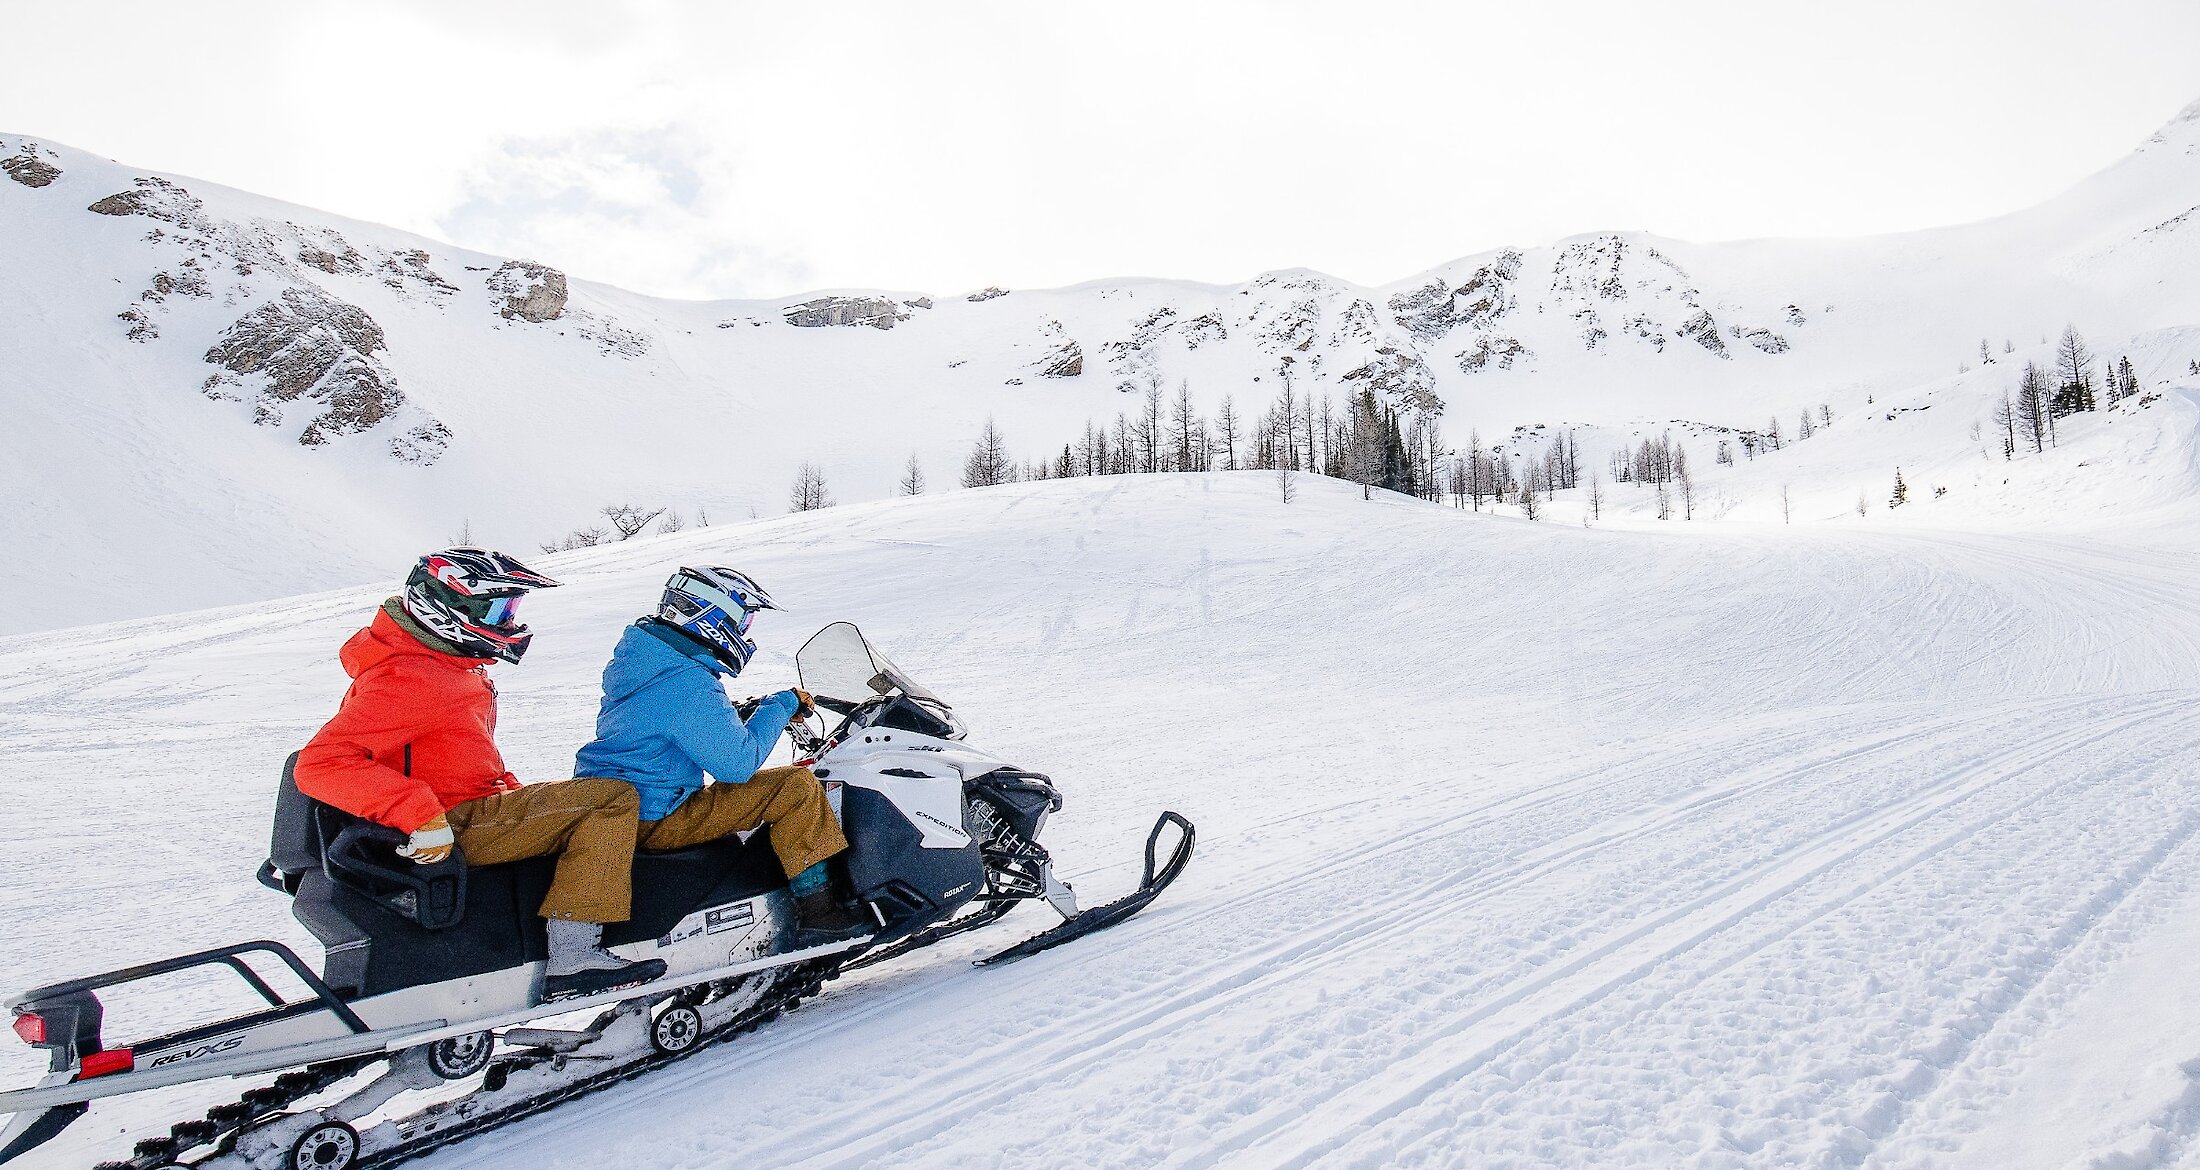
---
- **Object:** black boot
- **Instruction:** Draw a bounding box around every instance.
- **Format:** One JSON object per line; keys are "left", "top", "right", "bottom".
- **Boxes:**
{"left": 791, "top": 887, "right": 874, "bottom": 950}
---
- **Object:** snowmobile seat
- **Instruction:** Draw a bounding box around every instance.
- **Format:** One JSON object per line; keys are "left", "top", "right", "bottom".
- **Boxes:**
{"left": 261, "top": 751, "right": 469, "bottom": 931}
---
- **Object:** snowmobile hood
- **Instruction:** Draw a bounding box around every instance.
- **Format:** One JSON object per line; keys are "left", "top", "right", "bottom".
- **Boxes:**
{"left": 600, "top": 621, "right": 730, "bottom": 703}
{"left": 339, "top": 602, "right": 494, "bottom": 678}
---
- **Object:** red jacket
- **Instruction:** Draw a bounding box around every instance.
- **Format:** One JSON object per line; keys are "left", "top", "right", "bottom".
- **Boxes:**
{"left": 295, "top": 605, "right": 521, "bottom": 832}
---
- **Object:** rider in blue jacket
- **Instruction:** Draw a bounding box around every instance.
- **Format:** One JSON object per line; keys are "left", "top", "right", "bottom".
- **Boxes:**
{"left": 573, "top": 566, "right": 871, "bottom": 948}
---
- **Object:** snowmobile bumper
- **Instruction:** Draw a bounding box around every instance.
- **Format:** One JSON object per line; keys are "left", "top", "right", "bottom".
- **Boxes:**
{"left": 980, "top": 811, "right": 1195, "bottom": 965}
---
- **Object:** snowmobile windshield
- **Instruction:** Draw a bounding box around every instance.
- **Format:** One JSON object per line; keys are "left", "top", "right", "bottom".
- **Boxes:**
{"left": 796, "top": 622, "right": 945, "bottom": 707}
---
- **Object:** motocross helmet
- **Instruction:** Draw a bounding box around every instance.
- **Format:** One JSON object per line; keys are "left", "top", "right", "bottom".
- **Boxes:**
{"left": 656, "top": 565, "right": 778, "bottom": 673}
{"left": 401, "top": 547, "right": 561, "bottom": 664}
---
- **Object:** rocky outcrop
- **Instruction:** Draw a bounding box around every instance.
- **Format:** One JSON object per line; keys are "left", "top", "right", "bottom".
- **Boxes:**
{"left": 199, "top": 286, "right": 437, "bottom": 455}
{"left": 86, "top": 176, "right": 219, "bottom": 235}
{"left": 1736, "top": 326, "right": 1790, "bottom": 354}
{"left": 3, "top": 154, "right": 60, "bottom": 188}
{"left": 1037, "top": 340, "right": 1083, "bottom": 377}
{"left": 488, "top": 261, "right": 567, "bottom": 322}
{"left": 1340, "top": 346, "right": 1441, "bottom": 414}
{"left": 1387, "top": 280, "right": 1456, "bottom": 341}
{"left": 1677, "top": 309, "right": 1729, "bottom": 359}
{"left": 966, "top": 287, "right": 1009, "bottom": 302}
{"left": 1457, "top": 334, "right": 1530, "bottom": 374}
{"left": 783, "top": 295, "right": 908, "bottom": 330}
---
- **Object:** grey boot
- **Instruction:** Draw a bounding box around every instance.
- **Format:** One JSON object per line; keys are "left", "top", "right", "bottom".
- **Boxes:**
{"left": 541, "top": 919, "right": 666, "bottom": 1002}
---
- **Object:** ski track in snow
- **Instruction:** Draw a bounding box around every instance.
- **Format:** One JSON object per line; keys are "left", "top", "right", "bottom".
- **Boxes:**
{"left": 1, "top": 476, "right": 2197, "bottom": 1170}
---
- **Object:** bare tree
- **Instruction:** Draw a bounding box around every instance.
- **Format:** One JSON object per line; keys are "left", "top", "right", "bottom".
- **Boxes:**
{"left": 1676, "top": 447, "right": 1696, "bottom": 519}
{"left": 1587, "top": 472, "right": 1604, "bottom": 520}
{"left": 1856, "top": 491, "right": 1869, "bottom": 518}
{"left": 1765, "top": 416, "right": 1782, "bottom": 452}
{"left": 695, "top": 504, "right": 710, "bottom": 528}
{"left": 2017, "top": 362, "right": 2052, "bottom": 452}
{"left": 659, "top": 510, "right": 686, "bottom": 534}
{"left": 1779, "top": 484, "right": 1792, "bottom": 524}
{"left": 1215, "top": 395, "right": 1240, "bottom": 471}
{"left": 1518, "top": 464, "right": 1543, "bottom": 521}
{"left": 540, "top": 525, "right": 608, "bottom": 554}
{"left": 1277, "top": 465, "right": 1296, "bottom": 504}
{"left": 2054, "top": 324, "right": 2096, "bottom": 413}
{"left": 789, "top": 462, "right": 832, "bottom": 512}
{"left": 1992, "top": 391, "right": 2017, "bottom": 460}
{"left": 963, "top": 417, "right": 1012, "bottom": 487}
{"left": 600, "top": 503, "right": 667, "bottom": 540}
{"left": 900, "top": 452, "right": 927, "bottom": 496}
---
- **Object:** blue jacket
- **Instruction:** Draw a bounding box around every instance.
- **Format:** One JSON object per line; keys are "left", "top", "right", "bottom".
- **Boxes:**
{"left": 573, "top": 621, "right": 799, "bottom": 822}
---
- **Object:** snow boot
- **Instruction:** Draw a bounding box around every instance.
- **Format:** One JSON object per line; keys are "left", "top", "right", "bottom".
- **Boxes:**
{"left": 790, "top": 887, "right": 874, "bottom": 951}
{"left": 541, "top": 918, "right": 667, "bottom": 1002}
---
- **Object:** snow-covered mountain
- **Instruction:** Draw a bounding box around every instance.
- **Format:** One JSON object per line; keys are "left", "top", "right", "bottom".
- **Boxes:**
{"left": 5, "top": 97, "right": 2199, "bottom": 632}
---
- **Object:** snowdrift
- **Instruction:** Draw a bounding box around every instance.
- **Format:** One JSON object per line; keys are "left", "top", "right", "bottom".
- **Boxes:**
{"left": 2, "top": 475, "right": 2197, "bottom": 1168}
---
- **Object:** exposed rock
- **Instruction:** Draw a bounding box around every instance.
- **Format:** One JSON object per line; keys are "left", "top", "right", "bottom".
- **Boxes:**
{"left": 86, "top": 177, "right": 215, "bottom": 234}
{"left": 118, "top": 306, "right": 156, "bottom": 342}
{"left": 1574, "top": 308, "right": 1607, "bottom": 350}
{"left": 1622, "top": 315, "right": 1666, "bottom": 352}
{"left": 3, "top": 155, "right": 60, "bottom": 188}
{"left": 1677, "top": 309, "right": 1730, "bottom": 359}
{"left": 1786, "top": 304, "right": 1808, "bottom": 327}
{"left": 1738, "top": 326, "right": 1790, "bottom": 355}
{"left": 200, "top": 286, "right": 418, "bottom": 448}
{"left": 295, "top": 230, "right": 366, "bottom": 275}
{"left": 1037, "top": 339, "right": 1083, "bottom": 377}
{"left": 383, "top": 249, "right": 457, "bottom": 295}
{"left": 783, "top": 295, "right": 907, "bottom": 330}
{"left": 391, "top": 421, "right": 452, "bottom": 465}
{"left": 1457, "top": 334, "right": 1530, "bottom": 374}
{"left": 1182, "top": 311, "right": 1227, "bottom": 348}
{"left": 904, "top": 296, "right": 934, "bottom": 310}
{"left": 1339, "top": 346, "right": 1442, "bottom": 414}
{"left": 1387, "top": 280, "right": 1454, "bottom": 341}
{"left": 966, "top": 287, "right": 1009, "bottom": 302}
{"left": 487, "top": 261, "right": 567, "bottom": 322}
{"left": 1452, "top": 252, "right": 1521, "bottom": 329}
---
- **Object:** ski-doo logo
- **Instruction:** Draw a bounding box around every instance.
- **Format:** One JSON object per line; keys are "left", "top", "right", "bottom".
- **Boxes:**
{"left": 147, "top": 1035, "right": 244, "bottom": 1069}
{"left": 943, "top": 882, "right": 972, "bottom": 899}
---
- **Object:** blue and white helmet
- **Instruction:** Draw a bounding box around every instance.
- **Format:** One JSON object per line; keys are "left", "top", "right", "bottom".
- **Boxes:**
{"left": 656, "top": 566, "right": 778, "bottom": 672}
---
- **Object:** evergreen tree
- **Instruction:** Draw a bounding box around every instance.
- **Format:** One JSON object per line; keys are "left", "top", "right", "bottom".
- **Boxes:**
{"left": 1889, "top": 468, "right": 1908, "bottom": 508}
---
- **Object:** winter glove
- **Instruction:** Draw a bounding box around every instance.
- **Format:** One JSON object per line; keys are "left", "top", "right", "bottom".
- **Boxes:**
{"left": 792, "top": 689, "right": 815, "bottom": 721}
{"left": 397, "top": 812, "right": 455, "bottom": 865}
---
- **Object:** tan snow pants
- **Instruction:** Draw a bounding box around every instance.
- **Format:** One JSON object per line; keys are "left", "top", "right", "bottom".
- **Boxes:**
{"left": 444, "top": 778, "right": 640, "bottom": 924}
{"left": 635, "top": 766, "right": 850, "bottom": 879}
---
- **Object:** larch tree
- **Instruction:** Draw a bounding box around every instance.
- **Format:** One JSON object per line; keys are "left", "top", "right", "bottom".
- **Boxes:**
{"left": 900, "top": 453, "right": 927, "bottom": 496}
{"left": 962, "top": 418, "right": 1012, "bottom": 488}
{"left": 789, "top": 463, "right": 833, "bottom": 512}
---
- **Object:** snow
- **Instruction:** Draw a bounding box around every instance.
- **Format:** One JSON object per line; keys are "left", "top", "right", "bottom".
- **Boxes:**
{"left": 3, "top": 471, "right": 2198, "bottom": 1168}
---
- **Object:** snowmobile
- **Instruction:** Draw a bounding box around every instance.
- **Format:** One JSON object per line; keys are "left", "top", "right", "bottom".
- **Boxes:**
{"left": 0, "top": 622, "right": 1193, "bottom": 1170}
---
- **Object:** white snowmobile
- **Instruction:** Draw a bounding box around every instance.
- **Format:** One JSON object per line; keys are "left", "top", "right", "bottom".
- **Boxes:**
{"left": 0, "top": 622, "right": 1193, "bottom": 1170}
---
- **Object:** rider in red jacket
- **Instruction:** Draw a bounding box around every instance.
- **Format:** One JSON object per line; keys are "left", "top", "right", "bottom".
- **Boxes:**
{"left": 296, "top": 548, "right": 665, "bottom": 1002}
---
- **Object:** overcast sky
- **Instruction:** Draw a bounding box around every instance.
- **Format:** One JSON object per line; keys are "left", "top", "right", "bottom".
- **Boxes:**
{"left": 8, "top": 1, "right": 2197, "bottom": 301}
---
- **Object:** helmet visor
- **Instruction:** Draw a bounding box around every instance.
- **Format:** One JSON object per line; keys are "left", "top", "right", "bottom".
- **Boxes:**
{"left": 456, "top": 591, "right": 525, "bottom": 631}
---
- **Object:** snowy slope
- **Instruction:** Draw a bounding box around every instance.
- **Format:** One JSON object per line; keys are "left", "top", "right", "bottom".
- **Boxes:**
{"left": 3, "top": 475, "right": 2197, "bottom": 1169}
{"left": 6, "top": 96, "right": 2200, "bottom": 633}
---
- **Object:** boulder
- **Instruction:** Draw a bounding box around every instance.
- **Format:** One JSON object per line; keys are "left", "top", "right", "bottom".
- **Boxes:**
{"left": 487, "top": 261, "right": 568, "bottom": 322}
{"left": 3, "top": 155, "right": 60, "bottom": 188}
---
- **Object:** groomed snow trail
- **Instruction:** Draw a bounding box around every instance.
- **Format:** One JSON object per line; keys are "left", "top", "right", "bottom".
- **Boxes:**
{"left": 0, "top": 475, "right": 2194, "bottom": 1170}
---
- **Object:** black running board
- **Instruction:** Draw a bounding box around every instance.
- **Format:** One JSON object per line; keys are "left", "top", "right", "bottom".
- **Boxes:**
{"left": 978, "top": 811, "right": 1194, "bottom": 966}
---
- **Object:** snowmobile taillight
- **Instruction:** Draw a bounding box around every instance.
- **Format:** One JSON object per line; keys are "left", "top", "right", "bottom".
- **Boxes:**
{"left": 77, "top": 1048, "right": 133, "bottom": 1079}
{"left": 10, "top": 1011, "right": 43, "bottom": 1045}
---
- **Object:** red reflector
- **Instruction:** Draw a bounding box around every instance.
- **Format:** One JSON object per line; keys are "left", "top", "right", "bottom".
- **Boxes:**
{"left": 78, "top": 1049, "right": 133, "bottom": 1079}
{"left": 10, "top": 1013, "right": 43, "bottom": 1046}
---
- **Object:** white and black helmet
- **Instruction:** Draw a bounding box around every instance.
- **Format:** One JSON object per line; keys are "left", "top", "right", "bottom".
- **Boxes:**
{"left": 401, "top": 548, "right": 561, "bottom": 663}
{"left": 656, "top": 565, "right": 778, "bottom": 672}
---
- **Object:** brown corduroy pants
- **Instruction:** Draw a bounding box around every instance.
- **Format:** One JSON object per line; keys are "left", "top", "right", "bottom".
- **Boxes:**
{"left": 445, "top": 778, "right": 640, "bottom": 924}
{"left": 636, "top": 766, "right": 850, "bottom": 879}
